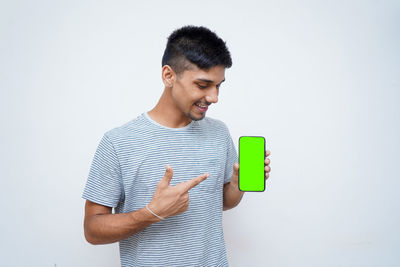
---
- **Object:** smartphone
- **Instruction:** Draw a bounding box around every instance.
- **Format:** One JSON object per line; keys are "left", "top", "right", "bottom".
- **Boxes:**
{"left": 239, "top": 136, "right": 266, "bottom": 192}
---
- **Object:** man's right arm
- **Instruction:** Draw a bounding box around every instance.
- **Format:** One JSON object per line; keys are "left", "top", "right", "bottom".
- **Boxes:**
{"left": 83, "top": 200, "right": 161, "bottom": 245}
{"left": 84, "top": 165, "right": 210, "bottom": 245}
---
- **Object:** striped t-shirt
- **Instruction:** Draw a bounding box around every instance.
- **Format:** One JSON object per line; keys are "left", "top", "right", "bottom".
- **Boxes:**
{"left": 82, "top": 112, "right": 238, "bottom": 267}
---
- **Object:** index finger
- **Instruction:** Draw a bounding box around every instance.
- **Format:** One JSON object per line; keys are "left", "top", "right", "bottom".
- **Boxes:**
{"left": 180, "top": 173, "right": 209, "bottom": 192}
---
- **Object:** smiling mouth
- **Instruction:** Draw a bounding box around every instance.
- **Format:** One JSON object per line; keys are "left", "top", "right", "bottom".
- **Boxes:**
{"left": 194, "top": 103, "right": 208, "bottom": 112}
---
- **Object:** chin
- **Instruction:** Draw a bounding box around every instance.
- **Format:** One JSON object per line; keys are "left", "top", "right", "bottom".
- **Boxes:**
{"left": 188, "top": 112, "right": 206, "bottom": 121}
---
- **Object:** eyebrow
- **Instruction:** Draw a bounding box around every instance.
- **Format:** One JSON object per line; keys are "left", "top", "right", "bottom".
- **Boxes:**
{"left": 195, "top": 78, "right": 225, "bottom": 84}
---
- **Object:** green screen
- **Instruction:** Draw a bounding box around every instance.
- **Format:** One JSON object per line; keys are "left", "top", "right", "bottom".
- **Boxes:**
{"left": 239, "top": 136, "right": 265, "bottom": 192}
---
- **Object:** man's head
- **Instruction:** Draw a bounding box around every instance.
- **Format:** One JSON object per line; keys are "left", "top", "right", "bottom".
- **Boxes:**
{"left": 160, "top": 25, "right": 232, "bottom": 121}
{"left": 162, "top": 25, "right": 232, "bottom": 78}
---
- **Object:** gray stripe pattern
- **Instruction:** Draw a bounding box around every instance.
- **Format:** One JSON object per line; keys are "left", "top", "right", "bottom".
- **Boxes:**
{"left": 83, "top": 112, "right": 238, "bottom": 266}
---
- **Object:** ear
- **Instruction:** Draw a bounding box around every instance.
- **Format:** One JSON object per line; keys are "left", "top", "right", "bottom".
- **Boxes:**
{"left": 161, "top": 65, "right": 176, "bottom": 88}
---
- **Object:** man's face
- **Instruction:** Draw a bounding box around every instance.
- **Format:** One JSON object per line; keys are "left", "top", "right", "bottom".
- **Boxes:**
{"left": 171, "top": 65, "right": 226, "bottom": 121}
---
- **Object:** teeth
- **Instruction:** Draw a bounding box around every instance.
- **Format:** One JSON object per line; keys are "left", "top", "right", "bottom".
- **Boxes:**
{"left": 196, "top": 103, "right": 207, "bottom": 108}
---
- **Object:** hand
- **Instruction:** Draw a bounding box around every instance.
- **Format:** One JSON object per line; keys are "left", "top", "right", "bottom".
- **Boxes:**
{"left": 148, "top": 165, "right": 209, "bottom": 220}
{"left": 264, "top": 149, "right": 271, "bottom": 180}
{"left": 230, "top": 150, "right": 272, "bottom": 186}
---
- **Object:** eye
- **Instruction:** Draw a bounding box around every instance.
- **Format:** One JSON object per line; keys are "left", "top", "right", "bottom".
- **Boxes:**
{"left": 197, "top": 85, "right": 207, "bottom": 89}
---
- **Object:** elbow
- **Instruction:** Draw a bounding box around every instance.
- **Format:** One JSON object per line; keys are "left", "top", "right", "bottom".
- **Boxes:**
{"left": 85, "top": 231, "right": 105, "bottom": 245}
{"left": 85, "top": 235, "right": 97, "bottom": 245}
{"left": 84, "top": 220, "right": 101, "bottom": 245}
{"left": 84, "top": 228, "right": 98, "bottom": 245}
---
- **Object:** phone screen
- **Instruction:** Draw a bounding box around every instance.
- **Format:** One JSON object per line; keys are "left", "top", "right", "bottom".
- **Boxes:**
{"left": 239, "top": 136, "right": 265, "bottom": 192}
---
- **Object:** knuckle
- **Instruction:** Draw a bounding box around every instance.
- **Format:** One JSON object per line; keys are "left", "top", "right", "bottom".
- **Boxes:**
{"left": 179, "top": 188, "right": 188, "bottom": 196}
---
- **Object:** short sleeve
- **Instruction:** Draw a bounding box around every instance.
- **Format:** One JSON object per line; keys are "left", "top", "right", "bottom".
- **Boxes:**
{"left": 224, "top": 130, "right": 238, "bottom": 184}
{"left": 82, "top": 133, "right": 123, "bottom": 208}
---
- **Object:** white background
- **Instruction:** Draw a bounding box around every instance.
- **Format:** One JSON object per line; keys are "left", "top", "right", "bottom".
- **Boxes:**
{"left": 1, "top": 0, "right": 399, "bottom": 266}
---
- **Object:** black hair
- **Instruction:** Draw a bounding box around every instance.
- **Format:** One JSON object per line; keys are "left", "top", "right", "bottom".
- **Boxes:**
{"left": 161, "top": 25, "right": 232, "bottom": 78}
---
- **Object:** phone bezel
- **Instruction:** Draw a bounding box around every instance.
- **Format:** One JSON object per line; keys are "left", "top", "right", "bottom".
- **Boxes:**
{"left": 238, "top": 136, "right": 266, "bottom": 192}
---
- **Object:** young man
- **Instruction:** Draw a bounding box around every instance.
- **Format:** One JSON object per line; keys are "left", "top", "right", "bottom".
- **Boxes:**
{"left": 82, "top": 25, "right": 271, "bottom": 266}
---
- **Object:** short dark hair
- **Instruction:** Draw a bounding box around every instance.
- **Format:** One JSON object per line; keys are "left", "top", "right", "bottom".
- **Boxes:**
{"left": 162, "top": 25, "right": 232, "bottom": 78}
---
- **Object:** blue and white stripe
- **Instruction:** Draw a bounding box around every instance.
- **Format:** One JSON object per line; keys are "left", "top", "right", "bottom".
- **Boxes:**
{"left": 83, "top": 112, "right": 237, "bottom": 267}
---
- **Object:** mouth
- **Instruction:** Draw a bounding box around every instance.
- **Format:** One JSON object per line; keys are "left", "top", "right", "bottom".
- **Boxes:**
{"left": 194, "top": 102, "right": 209, "bottom": 113}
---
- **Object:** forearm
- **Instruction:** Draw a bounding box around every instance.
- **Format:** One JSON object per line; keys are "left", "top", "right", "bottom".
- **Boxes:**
{"left": 223, "top": 182, "right": 245, "bottom": 211}
{"left": 84, "top": 206, "right": 161, "bottom": 245}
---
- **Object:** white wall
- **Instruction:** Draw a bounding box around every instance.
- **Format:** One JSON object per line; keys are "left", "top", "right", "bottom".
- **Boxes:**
{"left": 1, "top": 0, "right": 399, "bottom": 266}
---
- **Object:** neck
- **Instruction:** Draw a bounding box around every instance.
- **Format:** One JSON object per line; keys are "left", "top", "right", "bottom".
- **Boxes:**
{"left": 147, "top": 87, "right": 192, "bottom": 128}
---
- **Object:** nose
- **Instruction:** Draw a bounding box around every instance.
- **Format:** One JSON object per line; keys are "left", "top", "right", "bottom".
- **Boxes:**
{"left": 205, "top": 88, "right": 219, "bottom": 104}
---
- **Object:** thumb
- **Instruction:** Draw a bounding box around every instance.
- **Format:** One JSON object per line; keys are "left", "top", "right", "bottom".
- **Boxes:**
{"left": 233, "top": 163, "right": 239, "bottom": 177}
{"left": 163, "top": 164, "right": 174, "bottom": 185}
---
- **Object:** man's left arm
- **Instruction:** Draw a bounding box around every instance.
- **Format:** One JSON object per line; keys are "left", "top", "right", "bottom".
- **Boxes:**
{"left": 223, "top": 150, "right": 271, "bottom": 211}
